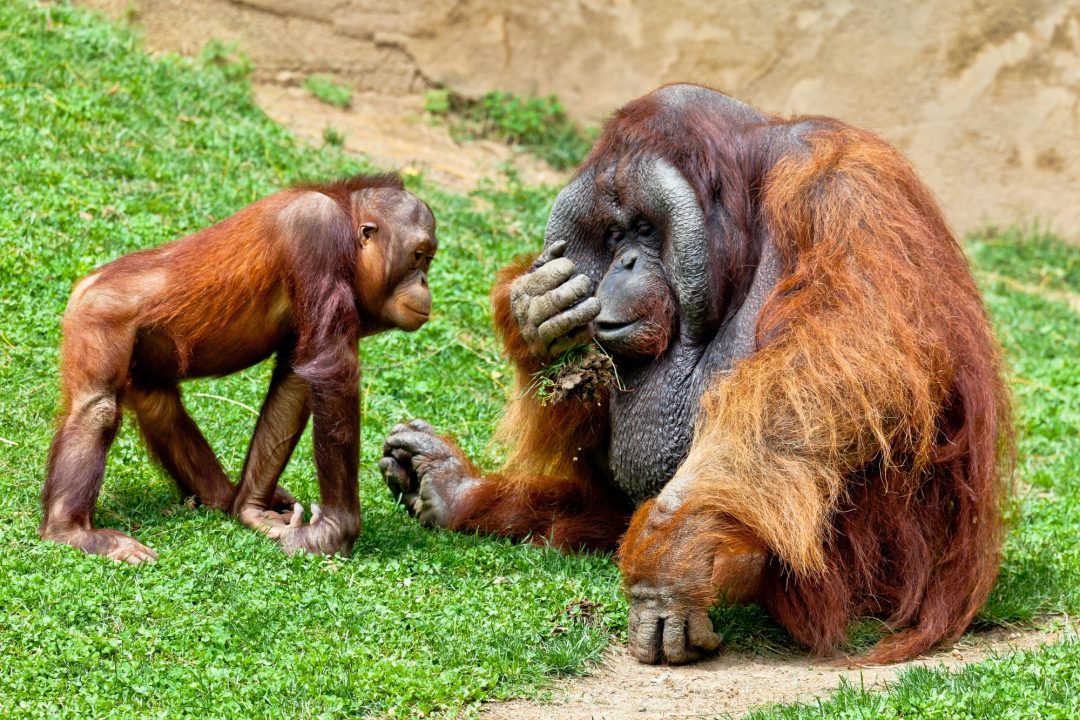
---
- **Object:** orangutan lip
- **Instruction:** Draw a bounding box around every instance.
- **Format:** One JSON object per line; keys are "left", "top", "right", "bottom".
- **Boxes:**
{"left": 405, "top": 306, "right": 430, "bottom": 319}
{"left": 596, "top": 318, "right": 639, "bottom": 340}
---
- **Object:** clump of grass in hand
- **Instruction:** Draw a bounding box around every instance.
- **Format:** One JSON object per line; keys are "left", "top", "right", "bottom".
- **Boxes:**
{"left": 425, "top": 88, "right": 596, "bottom": 170}
{"left": 304, "top": 73, "right": 352, "bottom": 109}
{"left": 529, "top": 341, "right": 621, "bottom": 405}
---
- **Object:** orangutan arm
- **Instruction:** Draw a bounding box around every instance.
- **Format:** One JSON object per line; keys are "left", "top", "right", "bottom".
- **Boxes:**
{"left": 380, "top": 419, "right": 630, "bottom": 551}
{"left": 379, "top": 254, "right": 628, "bottom": 551}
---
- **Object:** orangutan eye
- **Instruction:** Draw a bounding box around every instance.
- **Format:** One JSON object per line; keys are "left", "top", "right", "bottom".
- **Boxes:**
{"left": 636, "top": 221, "right": 654, "bottom": 238}
{"left": 606, "top": 228, "right": 624, "bottom": 250}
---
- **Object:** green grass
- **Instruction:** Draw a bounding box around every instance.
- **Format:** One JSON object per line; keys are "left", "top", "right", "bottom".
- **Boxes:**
{"left": 967, "top": 225, "right": 1080, "bottom": 294}
{"left": 424, "top": 88, "right": 595, "bottom": 170}
{"left": 0, "top": 2, "right": 1077, "bottom": 718}
{"left": 745, "top": 636, "right": 1080, "bottom": 720}
{"left": 322, "top": 126, "right": 346, "bottom": 147}
{"left": 196, "top": 39, "right": 254, "bottom": 82}
{"left": 0, "top": 4, "right": 618, "bottom": 717}
{"left": 303, "top": 73, "right": 351, "bottom": 110}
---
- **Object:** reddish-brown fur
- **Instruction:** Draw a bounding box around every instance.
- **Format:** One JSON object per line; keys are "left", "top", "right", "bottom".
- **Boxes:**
{"left": 623, "top": 119, "right": 1013, "bottom": 663}
{"left": 42, "top": 173, "right": 436, "bottom": 562}
{"left": 402, "top": 86, "right": 1012, "bottom": 663}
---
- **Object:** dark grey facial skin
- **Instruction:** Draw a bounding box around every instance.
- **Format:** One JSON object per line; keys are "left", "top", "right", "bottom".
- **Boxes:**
{"left": 602, "top": 235, "right": 780, "bottom": 503}
{"left": 593, "top": 221, "right": 671, "bottom": 355}
{"left": 543, "top": 156, "right": 782, "bottom": 502}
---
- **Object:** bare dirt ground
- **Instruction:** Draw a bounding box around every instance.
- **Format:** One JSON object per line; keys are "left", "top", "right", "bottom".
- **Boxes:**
{"left": 485, "top": 620, "right": 1070, "bottom": 720}
{"left": 79, "top": 0, "right": 1080, "bottom": 242}
{"left": 254, "top": 84, "right": 566, "bottom": 192}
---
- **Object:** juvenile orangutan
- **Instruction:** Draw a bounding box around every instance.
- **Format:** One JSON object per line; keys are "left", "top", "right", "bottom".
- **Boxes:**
{"left": 43, "top": 173, "right": 436, "bottom": 563}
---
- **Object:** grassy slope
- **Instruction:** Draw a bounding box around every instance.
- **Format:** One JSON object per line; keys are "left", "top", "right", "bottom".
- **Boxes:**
{"left": 0, "top": 2, "right": 1076, "bottom": 718}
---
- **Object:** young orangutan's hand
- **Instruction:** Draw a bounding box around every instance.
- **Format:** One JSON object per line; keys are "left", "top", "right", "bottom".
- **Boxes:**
{"left": 239, "top": 502, "right": 358, "bottom": 556}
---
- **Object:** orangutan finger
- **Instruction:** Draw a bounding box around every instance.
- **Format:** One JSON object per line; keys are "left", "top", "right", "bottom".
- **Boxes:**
{"left": 520, "top": 257, "right": 576, "bottom": 296}
{"left": 688, "top": 611, "right": 722, "bottom": 653}
{"left": 628, "top": 605, "right": 663, "bottom": 665}
{"left": 537, "top": 297, "right": 601, "bottom": 346}
{"left": 379, "top": 456, "right": 412, "bottom": 495}
{"left": 660, "top": 613, "right": 696, "bottom": 664}
{"left": 533, "top": 239, "right": 567, "bottom": 269}
{"left": 527, "top": 273, "right": 594, "bottom": 327}
{"left": 384, "top": 431, "right": 450, "bottom": 462}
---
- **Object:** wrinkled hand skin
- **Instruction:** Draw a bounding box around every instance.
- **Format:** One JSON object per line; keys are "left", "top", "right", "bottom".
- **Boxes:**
{"left": 379, "top": 420, "right": 478, "bottom": 528}
{"left": 510, "top": 240, "right": 601, "bottom": 360}
{"left": 623, "top": 492, "right": 723, "bottom": 664}
{"left": 238, "top": 502, "right": 358, "bottom": 556}
{"left": 628, "top": 584, "right": 722, "bottom": 664}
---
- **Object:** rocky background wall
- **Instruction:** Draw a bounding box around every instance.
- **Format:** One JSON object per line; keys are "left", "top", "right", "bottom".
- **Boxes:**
{"left": 80, "top": 0, "right": 1080, "bottom": 241}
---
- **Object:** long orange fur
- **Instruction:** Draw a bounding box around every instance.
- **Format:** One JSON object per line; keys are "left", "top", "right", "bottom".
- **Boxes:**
{"left": 618, "top": 119, "right": 1012, "bottom": 662}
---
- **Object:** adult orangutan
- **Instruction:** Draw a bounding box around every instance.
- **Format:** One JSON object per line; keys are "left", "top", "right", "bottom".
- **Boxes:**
{"left": 380, "top": 85, "right": 1011, "bottom": 665}
{"left": 43, "top": 173, "right": 436, "bottom": 563}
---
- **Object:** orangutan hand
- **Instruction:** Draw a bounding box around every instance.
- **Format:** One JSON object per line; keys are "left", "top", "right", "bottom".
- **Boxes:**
{"left": 510, "top": 240, "right": 600, "bottom": 360}
{"left": 627, "top": 583, "right": 722, "bottom": 664}
{"left": 380, "top": 419, "right": 480, "bottom": 528}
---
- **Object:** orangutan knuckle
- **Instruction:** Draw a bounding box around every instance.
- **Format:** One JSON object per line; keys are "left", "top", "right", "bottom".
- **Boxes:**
{"left": 628, "top": 583, "right": 662, "bottom": 605}
{"left": 653, "top": 494, "right": 680, "bottom": 516}
{"left": 520, "top": 272, "right": 546, "bottom": 297}
{"left": 408, "top": 419, "right": 434, "bottom": 433}
{"left": 510, "top": 281, "right": 530, "bottom": 308}
{"left": 545, "top": 256, "right": 575, "bottom": 276}
{"left": 545, "top": 288, "right": 575, "bottom": 316}
{"left": 400, "top": 432, "right": 439, "bottom": 456}
{"left": 550, "top": 275, "right": 591, "bottom": 311}
{"left": 527, "top": 296, "right": 555, "bottom": 326}
{"left": 510, "top": 286, "right": 533, "bottom": 324}
{"left": 527, "top": 258, "right": 574, "bottom": 294}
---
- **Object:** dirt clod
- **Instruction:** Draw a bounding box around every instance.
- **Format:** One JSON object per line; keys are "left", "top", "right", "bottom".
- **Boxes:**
{"left": 540, "top": 350, "right": 617, "bottom": 406}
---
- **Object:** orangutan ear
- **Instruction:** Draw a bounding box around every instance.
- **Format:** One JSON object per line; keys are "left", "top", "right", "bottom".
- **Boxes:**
{"left": 359, "top": 221, "right": 378, "bottom": 246}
